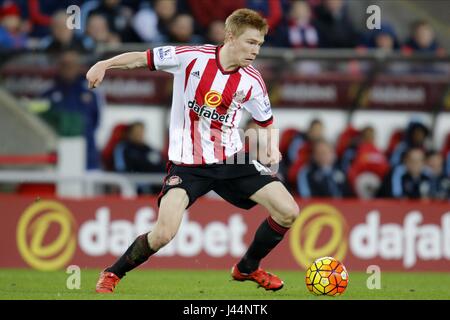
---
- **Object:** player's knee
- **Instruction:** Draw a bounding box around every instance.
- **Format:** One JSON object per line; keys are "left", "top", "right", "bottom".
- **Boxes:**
{"left": 150, "top": 230, "right": 176, "bottom": 251}
{"left": 275, "top": 200, "right": 300, "bottom": 226}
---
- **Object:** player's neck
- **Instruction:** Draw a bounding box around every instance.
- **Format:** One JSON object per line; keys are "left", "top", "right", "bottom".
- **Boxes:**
{"left": 219, "top": 44, "right": 240, "bottom": 71}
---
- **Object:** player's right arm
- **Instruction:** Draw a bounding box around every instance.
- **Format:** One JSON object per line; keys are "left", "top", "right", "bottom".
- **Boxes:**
{"left": 87, "top": 46, "right": 190, "bottom": 89}
{"left": 86, "top": 51, "right": 147, "bottom": 89}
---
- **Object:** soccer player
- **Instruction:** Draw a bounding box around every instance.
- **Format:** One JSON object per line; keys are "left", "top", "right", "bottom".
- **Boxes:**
{"left": 87, "top": 8, "right": 300, "bottom": 293}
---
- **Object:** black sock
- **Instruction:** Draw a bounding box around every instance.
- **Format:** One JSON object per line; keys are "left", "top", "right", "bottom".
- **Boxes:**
{"left": 237, "top": 216, "right": 289, "bottom": 274}
{"left": 106, "top": 233, "right": 155, "bottom": 278}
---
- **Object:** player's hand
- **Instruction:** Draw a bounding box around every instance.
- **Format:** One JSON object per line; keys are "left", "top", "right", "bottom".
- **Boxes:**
{"left": 86, "top": 62, "right": 106, "bottom": 89}
{"left": 267, "top": 148, "right": 282, "bottom": 165}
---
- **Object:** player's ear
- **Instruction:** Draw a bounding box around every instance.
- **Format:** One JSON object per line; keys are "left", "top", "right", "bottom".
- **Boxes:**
{"left": 224, "top": 31, "right": 234, "bottom": 44}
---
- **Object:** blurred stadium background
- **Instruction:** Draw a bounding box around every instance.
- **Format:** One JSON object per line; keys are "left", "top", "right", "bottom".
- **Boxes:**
{"left": 1, "top": 0, "right": 450, "bottom": 298}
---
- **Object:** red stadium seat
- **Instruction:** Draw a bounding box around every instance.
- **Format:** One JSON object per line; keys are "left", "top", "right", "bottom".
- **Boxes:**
{"left": 335, "top": 125, "right": 360, "bottom": 159}
{"left": 385, "top": 129, "right": 404, "bottom": 159}
{"left": 348, "top": 143, "right": 390, "bottom": 198}
{"left": 279, "top": 128, "right": 302, "bottom": 159}
{"left": 442, "top": 132, "right": 450, "bottom": 157}
{"left": 101, "top": 123, "right": 128, "bottom": 171}
{"left": 286, "top": 141, "right": 313, "bottom": 189}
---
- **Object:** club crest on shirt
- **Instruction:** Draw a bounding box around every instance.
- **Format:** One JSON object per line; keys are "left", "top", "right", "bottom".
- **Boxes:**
{"left": 204, "top": 90, "right": 222, "bottom": 108}
{"left": 166, "top": 175, "right": 182, "bottom": 186}
{"left": 232, "top": 90, "right": 246, "bottom": 104}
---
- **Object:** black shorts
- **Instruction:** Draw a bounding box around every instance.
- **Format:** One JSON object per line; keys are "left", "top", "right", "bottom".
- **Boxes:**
{"left": 157, "top": 153, "right": 280, "bottom": 209}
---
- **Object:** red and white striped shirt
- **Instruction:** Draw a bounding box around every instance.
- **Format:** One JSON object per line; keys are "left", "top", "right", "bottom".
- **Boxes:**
{"left": 147, "top": 44, "right": 273, "bottom": 165}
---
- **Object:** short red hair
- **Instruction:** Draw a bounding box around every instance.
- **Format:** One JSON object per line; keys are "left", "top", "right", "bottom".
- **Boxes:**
{"left": 225, "top": 8, "right": 268, "bottom": 39}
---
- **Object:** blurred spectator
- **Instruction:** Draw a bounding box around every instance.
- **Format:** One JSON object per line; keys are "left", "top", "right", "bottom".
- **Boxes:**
{"left": 132, "top": 0, "right": 177, "bottom": 43}
{"left": 282, "top": 0, "right": 319, "bottom": 48}
{"left": 360, "top": 23, "right": 400, "bottom": 52}
{"left": 389, "top": 120, "right": 432, "bottom": 167}
{"left": 206, "top": 20, "right": 225, "bottom": 45}
{"left": 425, "top": 151, "right": 450, "bottom": 200}
{"left": 335, "top": 125, "right": 360, "bottom": 173}
{"left": 290, "top": 119, "right": 323, "bottom": 165}
{"left": 153, "top": 0, "right": 178, "bottom": 38}
{"left": 339, "top": 126, "right": 381, "bottom": 173}
{"left": 187, "top": 0, "right": 242, "bottom": 29}
{"left": 85, "top": 14, "right": 121, "bottom": 47}
{"left": 246, "top": 0, "right": 284, "bottom": 44}
{"left": 403, "top": 20, "right": 444, "bottom": 54}
{"left": 313, "top": 0, "right": 359, "bottom": 48}
{"left": 246, "top": 0, "right": 283, "bottom": 31}
{"left": 113, "top": 121, "right": 165, "bottom": 173}
{"left": 24, "top": 0, "right": 83, "bottom": 38}
{"left": 0, "top": 2, "right": 29, "bottom": 50}
{"left": 285, "top": 119, "right": 324, "bottom": 187}
{"left": 83, "top": 0, "right": 138, "bottom": 42}
{"left": 40, "top": 10, "right": 93, "bottom": 53}
{"left": 167, "top": 14, "right": 203, "bottom": 44}
{"left": 359, "top": 126, "right": 375, "bottom": 145}
{"left": 348, "top": 126, "right": 390, "bottom": 199}
{"left": 113, "top": 121, "right": 165, "bottom": 194}
{"left": 296, "top": 139, "right": 351, "bottom": 197}
{"left": 443, "top": 133, "right": 450, "bottom": 178}
{"left": 40, "top": 50, "right": 103, "bottom": 170}
{"left": 377, "top": 148, "right": 432, "bottom": 199}
{"left": 101, "top": 123, "right": 128, "bottom": 171}
{"left": 340, "top": 126, "right": 367, "bottom": 172}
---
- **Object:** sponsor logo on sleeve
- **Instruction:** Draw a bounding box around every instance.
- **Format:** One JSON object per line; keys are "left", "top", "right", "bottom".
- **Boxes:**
{"left": 158, "top": 47, "right": 172, "bottom": 61}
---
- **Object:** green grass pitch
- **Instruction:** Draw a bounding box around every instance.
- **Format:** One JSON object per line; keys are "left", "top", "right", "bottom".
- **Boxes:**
{"left": 0, "top": 269, "right": 449, "bottom": 300}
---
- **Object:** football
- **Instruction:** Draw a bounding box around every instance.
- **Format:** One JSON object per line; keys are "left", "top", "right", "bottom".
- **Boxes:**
{"left": 305, "top": 257, "right": 349, "bottom": 296}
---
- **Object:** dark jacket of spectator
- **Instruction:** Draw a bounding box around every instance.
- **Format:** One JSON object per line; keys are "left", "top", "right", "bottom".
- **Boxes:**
{"left": 114, "top": 142, "right": 165, "bottom": 173}
{"left": 113, "top": 121, "right": 165, "bottom": 174}
{"left": 360, "top": 23, "right": 400, "bottom": 50}
{"left": 428, "top": 172, "right": 450, "bottom": 200}
{"left": 297, "top": 162, "right": 351, "bottom": 197}
{"left": 403, "top": 20, "right": 444, "bottom": 54}
{"left": 41, "top": 71, "right": 102, "bottom": 170}
{"left": 389, "top": 121, "right": 431, "bottom": 167}
{"left": 404, "top": 37, "right": 441, "bottom": 53}
{"left": 313, "top": 1, "right": 359, "bottom": 48}
{"left": 377, "top": 165, "right": 432, "bottom": 199}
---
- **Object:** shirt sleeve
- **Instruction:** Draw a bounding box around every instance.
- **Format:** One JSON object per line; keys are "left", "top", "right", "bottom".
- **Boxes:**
{"left": 242, "top": 83, "right": 273, "bottom": 127}
{"left": 146, "top": 46, "right": 182, "bottom": 74}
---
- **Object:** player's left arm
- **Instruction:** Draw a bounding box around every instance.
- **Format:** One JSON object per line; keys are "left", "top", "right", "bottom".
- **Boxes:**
{"left": 256, "top": 123, "right": 282, "bottom": 165}
{"left": 242, "top": 76, "right": 280, "bottom": 165}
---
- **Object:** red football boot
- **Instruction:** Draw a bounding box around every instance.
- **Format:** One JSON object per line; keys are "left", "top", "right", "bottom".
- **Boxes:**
{"left": 231, "top": 264, "right": 284, "bottom": 291}
{"left": 95, "top": 271, "right": 121, "bottom": 293}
